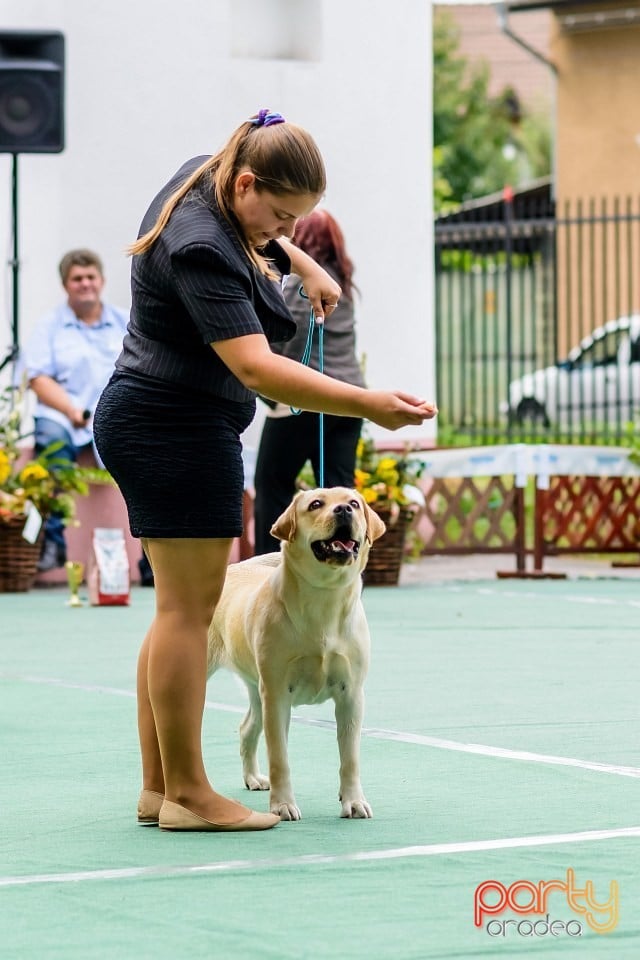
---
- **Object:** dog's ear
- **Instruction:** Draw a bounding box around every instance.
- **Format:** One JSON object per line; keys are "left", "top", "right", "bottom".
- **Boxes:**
{"left": 270, "top": 494, "right": 301, "bottom": 542}
{"left": 364, "top": 501, "right": 387, "bottom": 543}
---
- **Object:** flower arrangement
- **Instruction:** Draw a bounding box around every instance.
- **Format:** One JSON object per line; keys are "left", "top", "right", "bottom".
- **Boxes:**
{"left": 0, "top": 384, "right": 107, "bottom": 527}
{"left": 354, "top": 432, "right": 426, "bottom": 521}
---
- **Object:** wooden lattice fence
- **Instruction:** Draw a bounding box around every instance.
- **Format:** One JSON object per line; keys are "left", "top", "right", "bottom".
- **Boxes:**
{"left": 534, "top": 476, "right": 640, "bottom": 569}
{"left": 420, "top": 476, "right": 525, "bottom": 563}
{"left": 410, "top": 445, "right": 640, "bottom": 577}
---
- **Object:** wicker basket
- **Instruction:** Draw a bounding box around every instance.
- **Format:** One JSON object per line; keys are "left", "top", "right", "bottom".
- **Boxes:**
{"left": 0, "top": 515, "right": 44, "bottom": 593}
{"left": 362, "top": 506, "right": 411, "bottom": 587}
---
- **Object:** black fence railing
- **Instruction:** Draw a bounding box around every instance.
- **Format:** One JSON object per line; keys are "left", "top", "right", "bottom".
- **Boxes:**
{"left": 435, "top": 188, "right": 640, "bottom": 444}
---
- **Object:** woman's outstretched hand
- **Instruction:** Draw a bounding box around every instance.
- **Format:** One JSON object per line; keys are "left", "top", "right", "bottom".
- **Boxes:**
{"left": 365, "top": 391, "right": 438, "bottom": 430}
{"left": 212, "top": 333, "right": 437, "bottom": 429}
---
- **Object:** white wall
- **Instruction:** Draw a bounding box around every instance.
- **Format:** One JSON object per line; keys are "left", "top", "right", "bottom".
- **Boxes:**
{"left": 0, "top": 0, "right": 435, "bottom": 447}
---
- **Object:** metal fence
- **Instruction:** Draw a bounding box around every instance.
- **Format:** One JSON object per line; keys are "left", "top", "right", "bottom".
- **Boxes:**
{"left": 434, "top": 189, "right": 640, "bottom": 444}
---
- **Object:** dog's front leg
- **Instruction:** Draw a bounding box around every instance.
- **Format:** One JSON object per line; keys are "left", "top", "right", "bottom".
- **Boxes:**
{"left": 335, "top": 688, "right": 372, "bottom": 818}
{"left": 260, "top": 682, "right": 301, "bottom": 821}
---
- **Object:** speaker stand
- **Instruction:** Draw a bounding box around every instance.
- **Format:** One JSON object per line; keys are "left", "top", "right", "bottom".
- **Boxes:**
{"left": 0, "top": 153, "right": 20, "bottom": 375}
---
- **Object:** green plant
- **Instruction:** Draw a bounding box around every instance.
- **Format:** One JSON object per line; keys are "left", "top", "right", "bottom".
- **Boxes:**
{"left": 624, "top": 419, "right": 640, "bottom": 467}
{"left": 433, "top": 9, "right": 551, "bottom": 212}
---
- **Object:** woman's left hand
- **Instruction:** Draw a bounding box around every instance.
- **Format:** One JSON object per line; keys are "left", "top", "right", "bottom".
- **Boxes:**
{"left": 278, "top": 239, "right": 341, "bottom": 322}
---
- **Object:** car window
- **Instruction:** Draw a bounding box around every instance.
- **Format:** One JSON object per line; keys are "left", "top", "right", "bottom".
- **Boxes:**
{"left": 573, "top": 329, "right": 626, "bottom": 368}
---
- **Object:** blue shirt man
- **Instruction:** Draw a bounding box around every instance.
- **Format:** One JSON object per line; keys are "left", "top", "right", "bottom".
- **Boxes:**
{"left": 22, "top": 249, "right": 128, "bottom": 570}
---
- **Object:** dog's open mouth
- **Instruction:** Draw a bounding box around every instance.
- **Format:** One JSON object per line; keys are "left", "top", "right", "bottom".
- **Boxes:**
{"left": 311, "top": 525, "right": 360, "bottom": 565}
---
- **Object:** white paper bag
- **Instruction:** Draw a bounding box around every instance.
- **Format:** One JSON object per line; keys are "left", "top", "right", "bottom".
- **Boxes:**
{"left": 88, "top": 527, "right": 130, "bottom": 606}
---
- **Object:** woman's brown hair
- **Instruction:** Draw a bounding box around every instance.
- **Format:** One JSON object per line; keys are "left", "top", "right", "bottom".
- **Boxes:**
{"left": 128, "top": 115, "right": 326, "bottom": 275}
{"left": 292, "top": 210, "right": 356, "bottom": 300}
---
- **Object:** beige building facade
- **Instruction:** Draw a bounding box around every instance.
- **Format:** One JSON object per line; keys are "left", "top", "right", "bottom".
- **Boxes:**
{"left": 504, "top": 0, "right": 640, "bottom": 202}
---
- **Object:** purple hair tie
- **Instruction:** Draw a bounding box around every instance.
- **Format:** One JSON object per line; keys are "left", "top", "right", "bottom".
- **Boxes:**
{"left": 250, "top": 109, "right": 286, "bottom": 127}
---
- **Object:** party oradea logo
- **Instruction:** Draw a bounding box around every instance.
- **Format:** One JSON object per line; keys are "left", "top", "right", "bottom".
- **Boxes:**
{"left": 474, "top": 869, "right": 619, "bottom": 938}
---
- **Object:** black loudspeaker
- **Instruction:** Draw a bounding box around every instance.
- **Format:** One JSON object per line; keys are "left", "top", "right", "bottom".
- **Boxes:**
{"left": 0, "top": 30, "right": 65, "bottom": 154}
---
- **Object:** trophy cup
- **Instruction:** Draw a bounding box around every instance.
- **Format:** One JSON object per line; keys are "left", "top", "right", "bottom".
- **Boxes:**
{"left": 65, "top": 560, "right": 85, "bottom": 607}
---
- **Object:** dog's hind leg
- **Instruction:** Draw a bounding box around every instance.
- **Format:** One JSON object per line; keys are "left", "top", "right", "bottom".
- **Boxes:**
{"left": 239, "top": 682, "right": 270, "bottom": 791}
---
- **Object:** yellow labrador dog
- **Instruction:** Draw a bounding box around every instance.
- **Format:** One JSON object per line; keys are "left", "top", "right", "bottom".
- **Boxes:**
{"left": 207, "top": 487, "right": 386, "bottom": 821}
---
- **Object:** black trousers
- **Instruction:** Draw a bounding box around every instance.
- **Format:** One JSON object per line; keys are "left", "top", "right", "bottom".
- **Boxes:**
{"left": 253, "top": 411, "right": 363, "bottom": 555}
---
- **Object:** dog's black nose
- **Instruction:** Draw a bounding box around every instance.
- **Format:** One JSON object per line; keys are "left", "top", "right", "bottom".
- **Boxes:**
{"left": 333, "top": 503, "right": 353, "bottom": 518}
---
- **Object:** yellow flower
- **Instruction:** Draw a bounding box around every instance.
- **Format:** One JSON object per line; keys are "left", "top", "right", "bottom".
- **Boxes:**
{"left": 19, "top": 463, "right": 50, "bottom": 484}
{"left": 362, "top": 487, "right": 379, "bottom": 504}
{"left": 377, "top": 466, "right": 400, "bottom": 486}
{"left": 354, "top": 468, "right": 371, "bottom": 489}
{"left": 0, "top": 449, "right": 11, "bottom": 485}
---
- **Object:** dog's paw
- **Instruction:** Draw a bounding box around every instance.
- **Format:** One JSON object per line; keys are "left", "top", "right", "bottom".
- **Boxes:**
{"left": 340, "top": 797, "right": 373, "bottom": 819}
{"left": 271, "top": 800, "right": 302, "bottom": 821}
{"left": 244, "top": 773, "right": 270, "bottom": 791}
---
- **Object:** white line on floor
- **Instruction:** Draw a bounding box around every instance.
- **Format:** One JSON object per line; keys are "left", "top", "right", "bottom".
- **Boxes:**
{"left": 459, "top": 586, "right": 640, "bottom": 608}
{"left": 3, "top": 673, "right": 639, "bottom": 779}
{"left": 1, "top": 825, "right": 638, "bottom": 889}
{"left": 368, "top": 728, "right": 640, "bottom": 777}
{"left": 297, "top": 716, "right": 640, "bottom": 779}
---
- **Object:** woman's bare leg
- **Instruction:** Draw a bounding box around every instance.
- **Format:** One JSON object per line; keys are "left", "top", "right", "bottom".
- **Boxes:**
{"left": 140, "top": 536, "right": 253, "bottom": 823}
{"left": 137, "top": 626, "right": 165, "bottom": 793}
{"left": 137, "top": 539, "right": 164, "bottom": 793}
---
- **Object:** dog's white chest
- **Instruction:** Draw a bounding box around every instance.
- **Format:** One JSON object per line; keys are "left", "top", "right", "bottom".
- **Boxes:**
{"left": 286, "top": 649, "right": 354, "bottom": 706}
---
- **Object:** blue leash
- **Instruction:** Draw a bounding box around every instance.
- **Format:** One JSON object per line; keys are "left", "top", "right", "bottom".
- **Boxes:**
{"left": 290, "top": 286, "right": 325, "bottom": 486}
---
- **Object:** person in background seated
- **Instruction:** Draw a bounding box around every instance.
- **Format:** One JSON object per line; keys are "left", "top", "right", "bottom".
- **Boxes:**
{"left": 21, "top": 249, "right": 129, "bottom": 572}
{"left": 253, "top": 209, "right": 365, "bottom": 554}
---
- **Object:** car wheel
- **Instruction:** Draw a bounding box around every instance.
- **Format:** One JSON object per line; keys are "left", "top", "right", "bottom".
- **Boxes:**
{"left": 515, "top": 397, "right": 551, "bottom": 428}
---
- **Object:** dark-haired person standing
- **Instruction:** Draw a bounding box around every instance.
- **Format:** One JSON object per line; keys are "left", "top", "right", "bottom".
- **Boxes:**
{"left": 253, "top": 209, "right": 365, "bottom": 554}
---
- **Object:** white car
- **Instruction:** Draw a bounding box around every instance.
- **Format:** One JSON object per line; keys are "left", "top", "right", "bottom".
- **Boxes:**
{"left": 503, "top": 315, "right": 640, "bottom": 429}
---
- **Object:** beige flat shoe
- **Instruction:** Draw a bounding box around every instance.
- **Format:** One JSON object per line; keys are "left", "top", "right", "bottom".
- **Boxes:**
{"left": 159, "top": 799, "right": 279, "bottom": 832}
{"left": 137, "top": 789, "right": 164, "bottom": 825}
